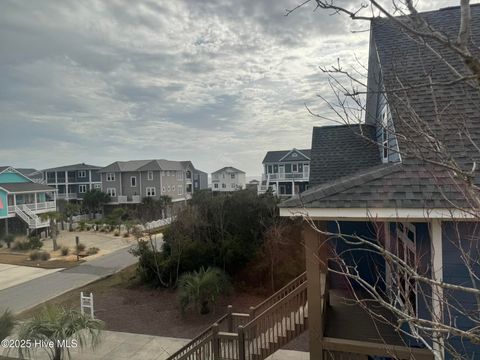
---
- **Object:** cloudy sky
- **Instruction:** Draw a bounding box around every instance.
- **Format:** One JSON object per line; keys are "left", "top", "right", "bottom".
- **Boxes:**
{"left": 0, "top": 0, "right": 463, "bottom": 176}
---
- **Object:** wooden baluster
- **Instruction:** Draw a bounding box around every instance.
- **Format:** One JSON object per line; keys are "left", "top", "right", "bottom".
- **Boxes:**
{"left": 238, "top": 325, "right": 245, "bottom": 360}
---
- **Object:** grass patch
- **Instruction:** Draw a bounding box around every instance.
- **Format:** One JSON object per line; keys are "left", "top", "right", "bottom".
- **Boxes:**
{"left": 0, "top": 252, "right": 83, "bottom": 269}
{"left": 17, "top": 265, "right": 138, "bottom": 320}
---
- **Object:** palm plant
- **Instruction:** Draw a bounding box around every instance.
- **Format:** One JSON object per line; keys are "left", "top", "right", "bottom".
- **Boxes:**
{"left": 18, "top": 306, "right": 103, "bottom": 360}
{"left": 39, "top": 211, "right": 62, "bottom": 251}
{"left": 0, "top": 310, "right": 15, "bottom": 341}
{"left": 178, "top": 267, "right": 230, "bottom": 315}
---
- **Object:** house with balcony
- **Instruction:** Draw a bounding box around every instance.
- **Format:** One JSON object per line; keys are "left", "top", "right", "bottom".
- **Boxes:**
{"left": 167, "top": 6, "right": 480, "bottom": 360}
{"left": 211, "top": 167, "right": 246, "bottom": 192}
{"left": 193, "top": 169, "right": 208, "bottom": 191}
{"left": 99, "top": 159, "right": 195, "bottom": 204}
{"left": 41, "top": 163, "right": 102, "bottom": 201}
{"left": 259, "top": 148, "right": 310, "bottom": 197}
{"left": 0, "top": 166, "right": 57, "bottom": 235}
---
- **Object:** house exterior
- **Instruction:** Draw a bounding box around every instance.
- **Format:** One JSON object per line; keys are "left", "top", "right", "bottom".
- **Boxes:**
{"left": 41, "top": 163, "right": 102, "bottom": 201}
{"left": 193, "top": 169, "right": 208, "bottom": 191}
{"left": 98, "top": 159, "right": 195, "bottom": 204}
{"left": 259, "top": 148, "right": 310, "bottom": 197}
{"left": 0, "top": 166, "right": 57, "bottom": 234}
{"left": 211, "top": 167, "right": 246, "bottom": 192}
{"left": 277, "top": 6, "right": 480, "bottom": 360}
{"left": 246, "top": 179, "right": 260, "bottom": 192}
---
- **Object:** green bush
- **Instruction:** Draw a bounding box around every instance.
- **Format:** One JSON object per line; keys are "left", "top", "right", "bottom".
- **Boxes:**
{"left": 76, "top": 243, "right": 86, "bottom": 253}
{"left": 60, "top": 246, "right": 69, "bottom": 256}
{"left": 78, "top": 221, "right": 86, "bottom": 231}
{"left": 27, "top": 235, "right": 43, "bottom": 250}
{"left": 87, "top": 247, "right": 99, "bottom": 255}
{"left": 29, "top": 250, "right": 50, "bottom": 261}
{"left": 0, "top": 310, "right": 15, "bottom": 341}
{"left": 178, "top": 267, "right": 230, "bottom": 314}
{"left": 113, "top": 230, "right": 120, "bottom": 237}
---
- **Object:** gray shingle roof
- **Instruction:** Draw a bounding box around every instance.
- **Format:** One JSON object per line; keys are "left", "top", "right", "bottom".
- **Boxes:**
{"left": 212, "top": 167, "right": 245, "bottom": 174}
{"left": 309, "top": 125, "right": 381, "bottom": 187}
{"left": 99, "top": 159, "right": 193, "bottom": 173}
{"left": 282, "top": 161, "right": 473, "bottom": 209}
{"left": 282, "top": 5, "right": 480, "bottom": 210}
{"left": 42, "top": 163, "right": 101, "bottom": 172}
{"left": 262, "top": 149, "right": 311, "bottom": 163}
{"left": 0, "top": 182, "right": 56, "bottom": 193}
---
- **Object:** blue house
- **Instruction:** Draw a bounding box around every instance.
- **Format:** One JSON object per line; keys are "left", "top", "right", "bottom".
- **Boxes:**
{"left": 0, "top": 166, "right": 57, "bottom": 236}
{"left": 280, "top": 5, "right": 480, "bottom": 360}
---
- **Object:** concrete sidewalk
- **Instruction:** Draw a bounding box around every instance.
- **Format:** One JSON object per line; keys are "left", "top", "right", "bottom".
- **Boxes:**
{"left": 0, "top": 264, "right": 61, "bottom": 291}
{"left": 2, "top": 330, "right": 309, "bottom": 360}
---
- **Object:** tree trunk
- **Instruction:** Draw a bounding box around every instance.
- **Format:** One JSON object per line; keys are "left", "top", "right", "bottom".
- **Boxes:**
{"left": 53, "top": 346, "right": 62, "bottom": 360}
{"left": 51, "top": 219, "right": 58, "bottom": 251}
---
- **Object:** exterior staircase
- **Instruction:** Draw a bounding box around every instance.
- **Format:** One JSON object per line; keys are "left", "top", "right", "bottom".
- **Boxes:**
{"left": 166, "top": 272, "right": 308, "bottom": 360}
{"left": 14, "top": 205, "right": 49, "bottom": 229}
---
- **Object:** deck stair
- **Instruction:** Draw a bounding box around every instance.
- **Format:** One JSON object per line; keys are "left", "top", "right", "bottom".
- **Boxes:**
{"left": 166, "top": 272, "right": 308, "bottom": 360}
{"left": 14, "top": 205, "right": 49, "bottom": 229}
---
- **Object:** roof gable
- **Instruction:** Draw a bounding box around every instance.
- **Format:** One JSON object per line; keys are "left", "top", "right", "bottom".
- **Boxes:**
{"left": 0, "top": 166, "right": 33, "bottom": 184}
{"left": 262, "top": 149, "right": 311, "bottom": 163}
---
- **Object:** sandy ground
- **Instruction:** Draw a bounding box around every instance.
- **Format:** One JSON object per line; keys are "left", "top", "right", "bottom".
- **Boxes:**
{"left": 0, "top": 264, "right": 61, "bottom": 291}
{"left": 42, "top": 231, "right": 136, "bottom": 260}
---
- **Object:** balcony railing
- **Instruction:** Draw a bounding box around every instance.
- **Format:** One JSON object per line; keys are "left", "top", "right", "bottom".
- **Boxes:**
{"left": 115, "top": 195, "right": 141, "bottom": 204}
{"left": 262, "top": 172, "right": 309, "bottom": 181}
{"left": 8, "top": 201, "right": 56, "bottom": 214}
{"left": 57, "top": 193, "right": 78, "bottom": 199}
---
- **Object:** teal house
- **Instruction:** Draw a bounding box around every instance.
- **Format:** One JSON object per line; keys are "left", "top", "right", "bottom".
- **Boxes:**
{"left": 0, "top": 166, "right": 57, "bottom": 235}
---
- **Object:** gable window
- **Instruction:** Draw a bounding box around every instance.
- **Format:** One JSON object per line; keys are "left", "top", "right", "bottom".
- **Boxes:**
{"left": 106, "top": 188, "right": 116, "bottom": 197}
{"left": 147, "top": 171, "right": 154, "bottom": 181}
{"left": 78, "top": 184, "right": 87, "bottom": 193}
{"left": 78, "top": 170, "right": 86, "bottom": 178}
{"left": 292, "top": 152, "right": 298, "bottom": 158}
{"left": 130, "top": 176, "right": 137, "bottom": 187}
{"left": 382, "top": 111, "right": 389, "bottom": 162}
{"left": 177, "top": 171, "right": 183, "bottom": 181}
{"left": 146, "top": 187, "right": 156, "bottom": 196}
{"left": 106, "top": 173, "right": 115, "bottom": 181}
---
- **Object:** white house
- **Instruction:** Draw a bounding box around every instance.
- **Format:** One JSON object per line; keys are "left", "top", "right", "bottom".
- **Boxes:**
{"left": 211, "top": 167, "right": 246, "bottom": 192}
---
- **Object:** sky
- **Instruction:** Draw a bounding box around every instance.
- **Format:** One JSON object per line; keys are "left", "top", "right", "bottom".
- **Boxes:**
{"left": 0, "top": 0, "right": 464, "bottom": 177}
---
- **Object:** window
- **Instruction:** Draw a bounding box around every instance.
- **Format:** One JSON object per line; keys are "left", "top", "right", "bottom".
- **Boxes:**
{"left": 213, "top": 174, "right": 219, "bottom": 180}
{"left": 130, "top": 176, "right": 137, "bottom": 187}
{"left": 273, "top": 165, "right": 278, "bottom": 173}
{"left": 162, "top": 186, "right": 166, "bottom": 193}
{"left": 222, "top": 173, "right": 225, "bottom": 179}
{"left": 146, "top": 187, "right": 156, "bottom": 196}
{"left": 106, "top": 173, "right": 115, "bottom": 181}
{"left": 231, "top": 173, "right": 235, "bottom": 179}
{"left": 147, "top": 171, "right": 154, "bottom": 181}
{"left": 285, "top": 164, "right": 292, "bottom": 173}
{"left": 186, "top": 170, "right": 192, "bottom": 179}
{"left": 178, "top": 185, "right": 183, "bottom": 195}
{"left": 267, "top": 165, "right": 272, "bottom": 174}
{"left": 382, "top": 111, "right": 389, "bottom": 161}
{"left": 292, "top": 152, "right": 298, "bottom": 158}
{"left": 214, "top": 183, "right": 219, "bottom": 189}
{"left": 292, "top": 164, "right": 297, "bottom": 172}
{"left": 298, "top": 164, "right": 303, "bottom": 173}
{"left": 177, "top": 171, "right": 183, "bottom": 181}
{"left": 222, "top": 183, "right": 226, "bottom": 188}
{"left": 106, "top": 188, "right": 116, "bottom": 197}
{"left": 94, "top": 183, "right": 101, "bottom": 189}
{"left": 231, "top": 183, "right": 235, "bottom": 188}
{"left": 79, "top": 184, "right": 87, "bottom": 193}
{"left": 172, "top": 185, "right": 175, "bottom": 192}
{"left": 166, "top": 171, "right": 170, "bottom": 177}
{"left": 78, "top": 170, "right": 86, "bottom": 178}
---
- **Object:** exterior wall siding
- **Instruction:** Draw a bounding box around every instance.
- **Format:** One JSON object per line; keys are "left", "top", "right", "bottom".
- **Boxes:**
{"left": 442, "top": 221, "right": 480, "bottom": 359}
{"left": 0, "top": 172, "right": 30, "bottom": 184}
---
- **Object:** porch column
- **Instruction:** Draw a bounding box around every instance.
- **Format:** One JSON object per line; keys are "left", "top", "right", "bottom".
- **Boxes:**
{"left": 292, "top": 181, "right": 295, "bottom": 195}
{"left": 303, "top": 221, "right": 329, "bottom": 360}
{"left": 431, "top": 220, "right": 445, "bottom": 360}
{"left": 34, "top": 193, "right": 38, "bottom": 211}
{"left": 4, "top": 219, "right": 8, "bottom": 237}
{"left": 65, "top": 171, "right": 69, "bottom": 200}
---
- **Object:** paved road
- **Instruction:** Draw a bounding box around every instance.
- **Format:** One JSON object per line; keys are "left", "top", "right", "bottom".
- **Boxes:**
{"left": 0, "top": 245, "right": 138, "bottom": 314}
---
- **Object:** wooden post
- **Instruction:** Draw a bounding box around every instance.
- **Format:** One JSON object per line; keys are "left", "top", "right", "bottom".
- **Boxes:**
{"left": 238, "top": 325, "right": 245, "bottom": 360}
{"left": 75, "top": 236, "right": 80, "bottom": 261}
{"left": 212, "top": 323, "right": 220, "bottom": 360}
{"left": 227, "top": 305, "right": 233, "bottom": 332}
{"left": 303, "top": 221, "right": 328, "bottom": 360}
{"left": 249, "top": 306, "right": 255, "bottom": 319}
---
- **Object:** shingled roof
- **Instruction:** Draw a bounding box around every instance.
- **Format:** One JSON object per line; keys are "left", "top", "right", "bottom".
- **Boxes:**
{"left": 309, "top": 125, "right": 381, "bottom": 187}
{"left": 262, "top": 149, "right": 311, "bottom": 163}
{"left": 282, "top": 5, "right": 480, "bottom": 210}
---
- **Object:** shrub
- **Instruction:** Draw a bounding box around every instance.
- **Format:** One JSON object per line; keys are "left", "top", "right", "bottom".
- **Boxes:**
{"left": 178, "top": 267, "right": 230, "bottom": 314}
{"left": 78, "top": 221, "right": 86, "bottom": 231}
{"left": 3, "top": 234, "right": 14, "bottom": 249}
{"left": 123, "top": 232, "right": 129, "bottom": 238}
{"left": 60, "top": 246, "right": 69, "bottom": 256}
{"left": 12, "top": 239, "right": 30, "bottom": 251}
{"left": 113, "top": 230, "right": 120, "bottom": 237}
{"left": 87, "top": 247, "right": 99, "bottom": 255}
{"left": 76, "top": 243, "right": 86, "bottom": 253}
{"left": 0, "top": 310, "right": 15, "bottom": 341}
{"left": 29, "top": 250, "right": 50, "bottom": 261}
{"left": 27, "top": 235, "right": 43, "bottom": 250}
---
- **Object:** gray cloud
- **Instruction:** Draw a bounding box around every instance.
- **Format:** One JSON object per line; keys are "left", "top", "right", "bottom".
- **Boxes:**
{"left": 0, "top": 0, "right": 461, "bottom": 175}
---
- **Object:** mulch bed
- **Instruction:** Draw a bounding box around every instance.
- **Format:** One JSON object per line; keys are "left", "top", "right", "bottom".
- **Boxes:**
{"left": 0, "top": 251, "right": 83, "bottom": 269}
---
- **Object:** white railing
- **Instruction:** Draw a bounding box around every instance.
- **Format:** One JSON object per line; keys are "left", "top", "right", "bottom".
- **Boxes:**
{"left": 57, "top": 193, "right": 78, "bottom": 199}
{"left": 117, "top": 196, "right": 127, "bottom": 203}
{"left": 132, "top": 195, "right": 141, "bottom": 203}
{"left": 9, "top": 202, "right": 55, "bottom": 214}
{"left": 262, "top": 172, "right": 309, "bottom": 181}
